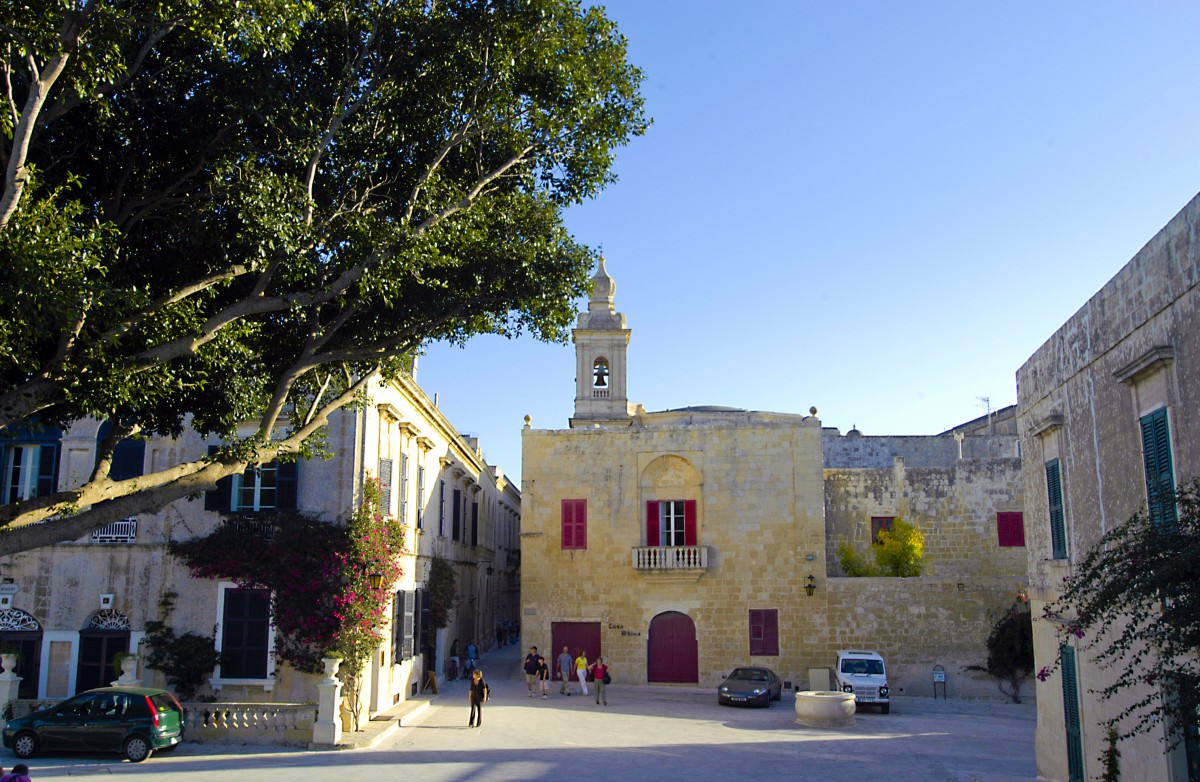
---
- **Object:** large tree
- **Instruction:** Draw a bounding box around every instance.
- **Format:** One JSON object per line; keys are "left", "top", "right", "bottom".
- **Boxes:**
{"left": 0, "top": 0, "right": 646, "bottom": 553}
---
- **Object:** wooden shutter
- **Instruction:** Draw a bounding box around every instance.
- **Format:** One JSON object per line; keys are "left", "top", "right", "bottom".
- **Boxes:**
{"left": 378, "top": 457, "right": 393, "bottom": 516}
{"left": 471, "top": 502, "right": 479, "bottom": 547}
{"left": 276, "top": 460, "right": 298, "bottom": 510}
{"left": 996, "top": 512, "right": 1025, "bottom": 547}
{"left": 871, "top": 516, "right": 894, "bottom": 544}
{"left": 561, "top": 499, "right": 586, "bottom": 550}
{"left": 749, "top": 609, "right": 779, "bottom": 656}
{"left": 646, "top": 501, "right": 660, "bottom": 546}
{"left": 684, "top": 500, "right": 697, "bottom": 546}
{"left": 1061, "top": 645, "right": 1085, "bottom": 782}
{"left": 452, "top": 488, "right": 461, "bottom": 540}
{"left": 109, "top": 438, "right": 145, "bottom": 482}
{"left": 1046, "top": 460, "right": 1066, "bottom": 560}
{"left": 1140, "top": 408, "right": 1177, "bottom": 529}
{"left": 35, "top": 443, "right": 58, "bottom": 498}
{"left": 400, "top": 590, "right": 416, "bottom": 661}
{"left": 205, "top": 445, "right": 233, "bottom": 512}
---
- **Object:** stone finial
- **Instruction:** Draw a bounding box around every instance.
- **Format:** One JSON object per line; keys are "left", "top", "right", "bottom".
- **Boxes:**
{"left": 523, "top": 415, "right": 532, "bottom": 429}
{"left": 809, "top": 406, "right": 818, "bottom": 416}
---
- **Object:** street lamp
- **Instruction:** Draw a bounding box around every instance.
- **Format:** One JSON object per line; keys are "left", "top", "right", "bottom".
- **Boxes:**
{"left": 804, "top": 574, "right": 816, "bottom": 597}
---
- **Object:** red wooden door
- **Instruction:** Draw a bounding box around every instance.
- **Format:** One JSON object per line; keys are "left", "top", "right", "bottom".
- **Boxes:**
{"left": 647, "top": 611, "right": 698, "bottom": 683}
{"left": 550, "top": 622, "right": 601, "bottom": 681}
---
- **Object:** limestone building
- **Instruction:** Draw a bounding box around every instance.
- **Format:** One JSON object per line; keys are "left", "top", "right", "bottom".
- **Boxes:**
{"left": 1017, "top": 192, "right": 1200, "bottom": 782}
{"left": 521, "top": 260, "right": 1027, "bottom": 697}
{"left": 0, "top": 370, "right": 519, "bottom": 723}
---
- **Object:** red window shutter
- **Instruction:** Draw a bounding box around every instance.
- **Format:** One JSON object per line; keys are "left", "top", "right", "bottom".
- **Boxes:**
{"left": 646, "top": 501, "right": 660, "bottom": 546}
{"left": 684, "top": 500, "right": 697, "bottom": 546}
{"left": 749, "top": 609, "right": 779, "bottom": 656}
{"left": 997, "top": 511, "right": 1025, "bottom": 547}
{"left": 561, "top": 499, "right": 587, "bottom": 550}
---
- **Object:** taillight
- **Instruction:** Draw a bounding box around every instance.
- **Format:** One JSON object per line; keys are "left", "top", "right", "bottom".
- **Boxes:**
{"left": 145, "top": 696, "right": 160, "bottom": 727}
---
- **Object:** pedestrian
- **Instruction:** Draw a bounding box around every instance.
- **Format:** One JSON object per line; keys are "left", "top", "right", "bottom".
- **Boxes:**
{"left": 524, "top": 646, "right": 540, "bottom": 697}
{"left": 557, "top": 646, "right": 573, "bottom": 695}
{"left": 448, "top": 638, "right": 460, "bottom": 680}
{"left": 466, "top": 639, "right": 478, "bottom": 674}
{"left": 574, "top": 648, "right": 589, "bottom": 696}
{"left": 0, "top": 764, "right": 31, "bottom": 782}
{"left": 589, "top": 656, "right": 611, "bottom": 705}
{"left": 467, "top": 668, "right": 489, "bottom": 728}
{"left": 496, "top": 624, "right": 505, "bottom": 648}
{"left": 536, "top": 655, "right": 550, "bottom": 699}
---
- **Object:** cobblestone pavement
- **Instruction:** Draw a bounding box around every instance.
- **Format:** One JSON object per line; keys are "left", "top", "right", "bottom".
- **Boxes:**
{"left": 12, "top": 642, "right": 1040, "bottom": 782}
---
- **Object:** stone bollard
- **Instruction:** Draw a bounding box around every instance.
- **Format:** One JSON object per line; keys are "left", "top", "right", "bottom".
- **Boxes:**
{"left": 312, "top": 656, "right": 344, "bottom": 748}
{"left": 0, "top": 653, "right": 22, "bottom": 730}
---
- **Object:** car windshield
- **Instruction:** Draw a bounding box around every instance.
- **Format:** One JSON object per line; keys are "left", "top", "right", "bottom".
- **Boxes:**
{"left": 731, "top": 669, "right": 769, "bottom": 681}
{"left": 840, "top": 659, "right": 884, "bottom": 675}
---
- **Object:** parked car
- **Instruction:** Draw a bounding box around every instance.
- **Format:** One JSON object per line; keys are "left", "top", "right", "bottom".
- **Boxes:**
{"left": 717, "top": 666, "right": 783, "bottom": 707}
{"left": 834, "top": 649, "right": 890, "bottom": 713}
{"left": 2, "top": 686, "right": 184, "bottom": 762}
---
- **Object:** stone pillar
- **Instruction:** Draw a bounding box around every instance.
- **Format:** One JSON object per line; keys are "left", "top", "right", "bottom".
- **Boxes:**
{"left": 111, "top": 655, "right": 140, "bottom": 686}
{"left": 0, "top": 653, "right": 22, "bottom": 731}
{"left": 312, "top": 657, "right": 343, "bottom": 748}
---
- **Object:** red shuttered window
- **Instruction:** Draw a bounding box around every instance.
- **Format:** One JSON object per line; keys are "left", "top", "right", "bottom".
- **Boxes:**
{"left": 749, "top": 609, "right": 779, "bottom": 656}
{"left": 561, "top": 499, "right": 587, "bottom": 550}
{"left": 996, "top": 511, "right": 1025, "bottom": 547}
{"left": 647, "top": 500, "right": 697, "bottom": 546}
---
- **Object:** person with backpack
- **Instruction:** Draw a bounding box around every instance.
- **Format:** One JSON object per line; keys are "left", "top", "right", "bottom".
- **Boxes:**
{"left": 523, "top": 646, "right": 540, "bottom": 697}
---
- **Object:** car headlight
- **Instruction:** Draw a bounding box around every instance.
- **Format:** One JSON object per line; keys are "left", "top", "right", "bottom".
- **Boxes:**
{"left": 879, "top": 686, "right": 889, "bottom": 697}
{"left": 842, "top": 684, "right": 854, "bottom": 693}
{"left": 752, "top": 687, "right": 766, "bottom": 695}
{"left": 719, "top": 686, "right": 729, "bottom": 693}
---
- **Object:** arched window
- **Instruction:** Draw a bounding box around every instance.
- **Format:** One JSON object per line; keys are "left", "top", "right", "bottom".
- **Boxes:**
{"left": 592, "top": 358, "right": 609, "bottom": 388}
{"left": 77, "top": 610, "right": 131, "bottom": 693}
{"left": 0, "top": 608, "right": 43, "bottom": 698}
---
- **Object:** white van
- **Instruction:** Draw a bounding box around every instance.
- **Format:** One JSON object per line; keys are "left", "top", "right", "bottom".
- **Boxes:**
{"left": 834, "top": 650, "right": 890, "bottom": 714}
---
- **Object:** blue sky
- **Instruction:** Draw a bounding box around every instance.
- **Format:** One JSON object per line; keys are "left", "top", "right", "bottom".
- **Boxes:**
{"left": 418, "top": 1, "right": 1200, "bottom": 484}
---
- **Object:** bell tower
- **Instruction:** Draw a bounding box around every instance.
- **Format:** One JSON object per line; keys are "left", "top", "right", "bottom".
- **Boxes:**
{"left": 571, "top": 256, "right": 634, "bottom": 427}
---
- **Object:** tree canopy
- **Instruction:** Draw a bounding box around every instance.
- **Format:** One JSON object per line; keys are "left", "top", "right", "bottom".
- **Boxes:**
{"left": 0, "top": 0, "right": 647, "bottom": 552}
{"left": 1039, "top": 481, "right": 1200, "bottom": 749}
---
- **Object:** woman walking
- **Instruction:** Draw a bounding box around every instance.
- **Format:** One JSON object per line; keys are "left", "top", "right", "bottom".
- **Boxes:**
{"left": 574, "top": 649, "right": 589, "bottom": 696}
{"left": 467, "top": 668, "right": 489, "bottom": 728}
{"left": 589, "top": 657, "right": 611, "bottom": 705}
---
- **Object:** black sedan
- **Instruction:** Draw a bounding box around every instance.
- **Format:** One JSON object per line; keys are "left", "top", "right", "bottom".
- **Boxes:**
{"left": 717, "top": 667, "right": 783, "bottom": 707}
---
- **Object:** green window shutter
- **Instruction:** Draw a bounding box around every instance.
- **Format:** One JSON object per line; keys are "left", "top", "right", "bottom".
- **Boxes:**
{"left": 1060, "top": 645, "right": 1085, "bottom": 782}
{"left": 1140, "top": 408, "right": 1177, "bottom": 530}
{"left": 35, "top": 443, "right": 59, "bottom": 498}
{"left": 1046, "top": 460, "right": 1067, "bottom": 560}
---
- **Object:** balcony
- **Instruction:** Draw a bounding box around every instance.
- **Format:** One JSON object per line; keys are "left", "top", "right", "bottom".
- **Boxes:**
{"left": 91, "top": 518, "right": 138, "bottom": 544}
{"left": 631, "top": 545, "right": 709, "bottom": 571}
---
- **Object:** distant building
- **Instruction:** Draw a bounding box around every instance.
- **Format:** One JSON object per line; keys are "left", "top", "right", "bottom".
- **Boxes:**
{"left": 1017, "top": 193, "right": 1200, "bottom": 782}
{"left": 521, "top": 259, "right": 1026, "bottom": 697}
{"left": 0, "top": 371, "right": 518, "bottom": 723}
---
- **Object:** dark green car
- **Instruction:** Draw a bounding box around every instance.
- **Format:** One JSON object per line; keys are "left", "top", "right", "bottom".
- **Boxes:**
{"left": 2, "top": 686, "right": 184, "bottom": 762}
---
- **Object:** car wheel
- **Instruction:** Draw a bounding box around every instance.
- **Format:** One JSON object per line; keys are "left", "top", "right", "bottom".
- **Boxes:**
{"left": 12, "top": 731, "right": 38, "bottom": 759}
{"left": 881, "top": 703, "right": 890, "bottom": 715}
{"left": 124, "top": 735, "right": 154, "bottom": 763}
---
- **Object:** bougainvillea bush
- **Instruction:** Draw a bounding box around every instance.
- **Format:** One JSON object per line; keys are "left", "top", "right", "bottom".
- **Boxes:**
{"left": 170, "top": 480, "right": 405, "bottom": 682}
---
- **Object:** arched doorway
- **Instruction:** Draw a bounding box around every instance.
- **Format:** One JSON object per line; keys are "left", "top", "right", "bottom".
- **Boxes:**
{"left": 0, "top": 608, "right": 43, "bottom": 698}
{"left": 76, "top": 609, "right": 131, "bottom": 693}
{"left": 647, "top": 611, "right": 698, "bottom": 683}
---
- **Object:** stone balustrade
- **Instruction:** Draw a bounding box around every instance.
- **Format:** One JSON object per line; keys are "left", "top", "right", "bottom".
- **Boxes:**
{"left": 631, "top": 545, "right": 708, "bottom": 571}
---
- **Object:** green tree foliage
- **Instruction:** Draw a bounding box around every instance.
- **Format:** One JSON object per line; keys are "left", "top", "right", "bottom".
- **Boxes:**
{"left": 0, "top": 0, "right": 647, "bottom": 553}
{"left": 836, "top": 518, "right": 926, "bottom": 577}
{"left": 964, "top": 599, "right": 1034, "bottom": 703}
{"left": 1039, "top": 480, "right": 1200, "bottom": 750}
{"left": 427, "top": 554, "right": 457, "bottom": 631}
